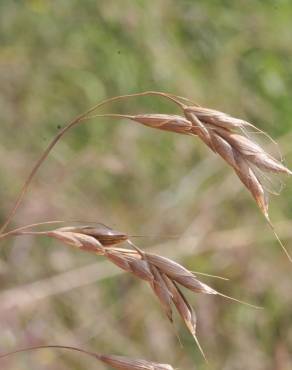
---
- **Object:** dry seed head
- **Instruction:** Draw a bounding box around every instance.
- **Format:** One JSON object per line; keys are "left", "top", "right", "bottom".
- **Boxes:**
{"left": 146, "top": 253, "right": 217, "bottom": 295}
{"left": 130, "top": 113, "right": 192, "bottom": 134}
{"left": 184, "top": 107, "right": 291, "bottom": 224}
{"left": 215, "top": 128, "right": 292, "bottom": 174}
{"left": 174, "top": 274, "right": 217, "bottom": 295}
{"left": 105, "top": 249, "right": 154, "bottom": 282}
{"left": 4, "top": 221, "right": 262, "bottom": 356}
{"left": 99, "top": 354, "right": 174, "bottom": 370}
{"left": 0, "top": 345, "right": 174, "bottom": 370}
{"left": 150, "top": 265, "right": 173, "bottom": 322}
{"left": 185, "top": 106, "right": 251, "bottom": 130}
{"left": 105, "top": 250, "right": 133, "bottom": 272}
{"left": 87, "top": 113, "right": 193, "bottom": 134}
{"left": 146, "top": 253, "right": 194, "bottom": 279}
{"left": 190, "top": 123, "right": 270, "bottom": 219}
{"left": 163, "top": 275, "right": 197, "bottom": 334}
{"left": 46, "top": 230, "right": 105, "bottom": 254}
{"left": 56, "top": 224, "right": 128, "bottom": 246}
{"left": 128, "top": 258, "right": 154, "bottom": 282}
{"left": 184, "top": 104, "right": 291, "bottom": 167}
{"left": 233, "top": 153, "right": 269, "bottom": 218}
{"left": 162, "top": 275, "right": 207, "bottom": 361}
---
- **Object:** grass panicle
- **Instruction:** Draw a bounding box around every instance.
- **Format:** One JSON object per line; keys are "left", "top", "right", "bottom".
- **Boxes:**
{"left": 5, "top": 221, "right": 261, "bottom": 359}
{"left": 0, "top": 91, "right": 290, "bottom": 260}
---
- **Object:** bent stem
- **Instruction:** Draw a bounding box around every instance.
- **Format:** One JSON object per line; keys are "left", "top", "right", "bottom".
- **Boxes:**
{"left": 0, "top": 220, "right": 65, "bottom": 241}
{"left": 0, "top": 91, "right": 187, "bottom": 235}
{"left": 0, "top": 344, "right": 99, "bottom": 361}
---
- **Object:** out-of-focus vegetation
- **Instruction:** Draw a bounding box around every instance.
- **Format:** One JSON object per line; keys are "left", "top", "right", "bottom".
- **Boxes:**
{"left": 1, "top": 1, "right": 292, "bottom": 369}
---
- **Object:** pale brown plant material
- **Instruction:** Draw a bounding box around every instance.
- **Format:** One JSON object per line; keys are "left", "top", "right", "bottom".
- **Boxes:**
{"left": 0, "top": 91, "right": 288, "bottom": 366}
{"left": 4, "top": 221, "right": 260, "bottom": 360}
{"left": 85, "top": 94, "right": 291, "bottom": 225}
{"left": 0, "top": 91, "right": 290, "bottom": 259}
{"left": 84, "top": 92, "right": 292, "bottom": 261}
{"left": 0, "top": 344, "right": 174, "bottom": 370}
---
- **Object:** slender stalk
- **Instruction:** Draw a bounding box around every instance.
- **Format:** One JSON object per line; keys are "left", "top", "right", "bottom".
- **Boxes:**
{"left": 0, "top": 220, "right": 64, "bottom": 241}
{"left": 0, "top": 344, "right": 100, "bottom": 361}
{"left": 0, "top": 91, "right": 187, "bottom": 235}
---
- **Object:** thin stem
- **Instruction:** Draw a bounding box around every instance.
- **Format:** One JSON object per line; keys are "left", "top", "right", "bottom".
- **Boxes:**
{"left": 0, "top": 220, "right": 64, "bottom": 241}
{"left": 0, "top": 344, "right": 100, "bottom": 361}
{"left": 83, "top": 113, "right": 134, "bottom": 121}
{"left": 0, "top": 114, "right": 85, "bottom": 235}
{"left": 0, "top": 91, "right": 186, "bottom": 235}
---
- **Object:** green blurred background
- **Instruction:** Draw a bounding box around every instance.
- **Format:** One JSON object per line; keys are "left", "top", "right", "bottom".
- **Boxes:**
{"left": 0, "top": 1, "right": 292, "bottom": 369}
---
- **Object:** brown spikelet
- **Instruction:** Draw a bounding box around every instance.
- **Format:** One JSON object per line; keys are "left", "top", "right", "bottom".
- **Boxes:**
{"left": 233, "top": 153, "right": 269, "bottom": 219}
{"left": 216, "top": 128, "right": 291, "bottom": 174}
{"left": 173, "top": 274, "right": 217, "bottom": 295}
{"left": 3, "top": 221, "right": 260, "bottom": 358}
{"left": 128, "top": 258, "right": 154, "bottom": 282}
{"left": 87, "top": 113, "right": 193, "bottom": 134}
{"left": 187, "top": 106, "right": 252, "bottom": 130}
{"left": 150, "top": 265, "right": 173, "bottom": 322}
{"left": 0, "top": 345, "right": 174, "bottom": 370}
{"left": 146, "top": 253, "right": 217, "bottom": 294}
{"left": 105, "top": 250, "right": 133, "bottom": 272}
{"left": 162, "top": 275, "right": 207, "bottom": 361}
{"left": 129, "top": 113, "right": 192, "bottom": 134}
{"left": 183, "top": 108, "right": 290, "bottom": 222}
{"left": 146, "top": 253, "right": 195, "bottom": 280}
{"left": 99, "top": 354, "right": 174, "bottom": 370}
{"left": 46, "top": 230, "right": 105, "bottom": 254}
{"left": 1, "top": 90, "right": 290, "bottom": 238}
{"left": 55, "top": 224, "right": 128, "bottom": 246}
{"left": 84, "top": 96, "right": 291, "bottom": 226}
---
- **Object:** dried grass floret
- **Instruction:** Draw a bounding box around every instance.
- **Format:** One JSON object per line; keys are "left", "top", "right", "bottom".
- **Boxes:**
{"left": 3, "top": 221, "right": 260, "bottom": 359}
{"left": 0, "top": 345, "right": 174, "bottom": 370}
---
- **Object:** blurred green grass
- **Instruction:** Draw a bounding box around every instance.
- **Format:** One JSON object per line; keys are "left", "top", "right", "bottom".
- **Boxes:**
{"left": 0, "top": 1, "right": 292, "bottom": 369}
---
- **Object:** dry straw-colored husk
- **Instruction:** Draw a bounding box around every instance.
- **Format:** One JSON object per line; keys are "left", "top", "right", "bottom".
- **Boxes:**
{"left": 0, "top": 344, "right": 174, "bottom": 370}
{"left": 84, "top": 93, "right": 291, "bottom": 225}
{"left": 5, "top": 221, "right": 260, "bottom": 360}
{"left": 82, "top": 91, "right": 291, "bottom": 261}
{"left": 0, "top": 91, "right": 290, "bottom": 260}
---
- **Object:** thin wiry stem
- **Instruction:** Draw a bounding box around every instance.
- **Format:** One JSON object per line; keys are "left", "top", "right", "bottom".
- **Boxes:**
{"left": 0, "top": 345, "right": 100, "bottom": 361}
{"left": 0, "top": 91, "right": 187, "bottom": 235}
{"left": 0, "top": 220, "right": 65, "bottom": 241}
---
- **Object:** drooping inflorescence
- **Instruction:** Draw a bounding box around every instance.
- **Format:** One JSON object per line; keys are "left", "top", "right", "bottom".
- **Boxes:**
{"left": 0, "top": 91, "right": 290, "bottom": 366}
{"left": 4, "top": 221, "right": 261, "bottom": 359}
{"left": 84, "top": 91, "right": 291, "bottom": 225}
{"left": 0, "top": 91, "right": 290, "bottom": 260}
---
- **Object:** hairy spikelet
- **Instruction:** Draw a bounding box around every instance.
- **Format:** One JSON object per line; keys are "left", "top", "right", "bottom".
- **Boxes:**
{"left": 182, "top": 105, "right": 291, "bottom": 220}
{"left": 8, "top": 222, "right": 259, "bottom": 358}
{"left": 128, "top": 113, "right": 192, "bottom": 134}
{"left": 55, "top": 224, "right": 128, "bottom": 246}
{"left": 85, "top": 92, "right": 291, "bottom": 224}
{"left": 99, "top": 354, "right": 174, "bottom": 370}
{"left": 150, "top": 266, "right": 173, "bottom": 322}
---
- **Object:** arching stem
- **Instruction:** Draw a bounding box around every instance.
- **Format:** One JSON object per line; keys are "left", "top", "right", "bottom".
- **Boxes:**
{"left": 0, "top": 91, "right": 186, "bottom": 235}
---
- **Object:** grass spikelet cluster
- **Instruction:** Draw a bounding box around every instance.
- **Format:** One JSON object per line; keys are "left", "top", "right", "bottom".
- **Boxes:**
{"left": 0, "top": 91, "right": 290, "bottom": 366}
{"left": 3, "top": 221, "right": 260, "bottom": 359}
